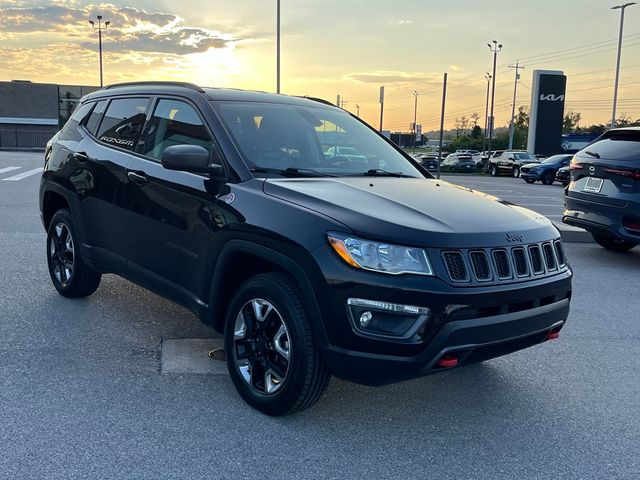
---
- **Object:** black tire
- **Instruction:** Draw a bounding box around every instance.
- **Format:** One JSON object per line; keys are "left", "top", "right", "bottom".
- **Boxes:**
{"left": 592, "top": 233, "right": 638, "bottom": 252}
{"left": 490, "top": 165, "right": 498, "bottom": 177}
{"left": 512, "top": 166, "right": 520, "bottom": 178}
{"left": 541, "top": 171, "right": 555, "bottom": 185}
{"left": 46, "top": 209, "right": 101, "bottom": 298}
{"left": 524, "top": 178, "right": 536, "bottom": 184}
{"left": 224, "top": 273, "right": 330, "bottom": 416}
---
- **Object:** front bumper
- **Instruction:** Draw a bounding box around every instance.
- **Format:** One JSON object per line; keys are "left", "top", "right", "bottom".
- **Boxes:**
{"left": 324, "top": 298, "right": 568, "bottom": 385}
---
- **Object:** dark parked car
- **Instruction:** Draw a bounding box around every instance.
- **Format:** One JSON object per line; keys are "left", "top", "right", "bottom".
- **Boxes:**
{"left": 40, "top": 82, "right": 572, "bottom": 415}
{"left": 520, "top": 154, "right": 573, "bottom": 185}
{"left": 440, "top": 154, "right": 477, "bottom": 172}
{"left": 489, "top": 150, "right": 539, "bottom": 177}
{"left": 556, "top": 166, "right": 570, "bottom": 186}
{"left": 563, "top": 127, "right": 640, "bottom": 251}
{"left": 417, "top": 154, "right": 439, "bottom": 172}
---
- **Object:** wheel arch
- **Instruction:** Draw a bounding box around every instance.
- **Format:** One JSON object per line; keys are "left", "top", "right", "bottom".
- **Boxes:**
{"left": 207, "top": 240, "right": 328, "bottom": 347}
{"left": 41, "top": 184, "right": 73, "bottom": 230}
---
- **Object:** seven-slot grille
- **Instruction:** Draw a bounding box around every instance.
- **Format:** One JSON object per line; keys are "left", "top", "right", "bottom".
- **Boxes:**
{"left": 442, "top": 240, "right": 567, "bottom": 284}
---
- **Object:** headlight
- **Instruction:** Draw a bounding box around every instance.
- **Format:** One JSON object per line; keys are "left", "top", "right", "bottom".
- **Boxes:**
{"left": 327, "top": 232, "right": 433, "bottom": 275}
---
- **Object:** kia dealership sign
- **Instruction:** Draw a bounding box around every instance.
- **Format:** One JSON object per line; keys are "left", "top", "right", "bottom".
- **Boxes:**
{"left": 527, "top": 70, "right": 567, "bottom": 156}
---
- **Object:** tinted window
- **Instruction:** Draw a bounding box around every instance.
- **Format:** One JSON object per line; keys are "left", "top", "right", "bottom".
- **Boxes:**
{"left": 141, "top": 99, "right": 212, "bottom": 161}
{"left": 97, "top": 98, "right": 149, "bottom": 151}
{"left": 58, "top": 102, "right": 94, "bottom": 141}
{"left": 541, "top": 155, "right": 571, "bottom": 165}
{"left": 577, "top": 130, "right": 640, "bottom": 161}
{"left": 86, "top": 100, "right": 108, "bottom": 135}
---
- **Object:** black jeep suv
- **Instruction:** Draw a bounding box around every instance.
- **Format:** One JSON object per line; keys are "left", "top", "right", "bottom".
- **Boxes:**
{"left": 40, "top": 82, "right": 572, "bottom": 415}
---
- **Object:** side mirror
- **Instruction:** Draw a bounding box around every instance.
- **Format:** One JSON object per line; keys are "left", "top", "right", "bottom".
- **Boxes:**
{"left": 161, "top": 144, "right": 225, "bottom": 178}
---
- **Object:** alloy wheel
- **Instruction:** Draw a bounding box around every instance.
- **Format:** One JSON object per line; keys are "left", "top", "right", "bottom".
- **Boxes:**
{"left": 49, "top": 222, "right": 74, "bottom": 286}
{"left": 232, "top": 298, "right": 291, "bottom": 395}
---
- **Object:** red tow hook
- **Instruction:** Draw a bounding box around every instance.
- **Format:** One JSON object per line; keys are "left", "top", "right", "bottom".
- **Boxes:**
{"left": 437, "top": 356, "right": 459, "bottom": 368}
{"left": 547, "top": 331, "right": 560, "bottom": 340}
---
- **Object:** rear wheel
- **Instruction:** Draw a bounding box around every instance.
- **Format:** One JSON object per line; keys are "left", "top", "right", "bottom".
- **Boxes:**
{"left": 225, "top": 273, "right": 330, "bottom": 416}
{"left": 592, "top": 233, "right": 638, "bottom": 252}
{"left": 46, "top": 209, "right": 101, "bottom": 297}
{"left": 541, "top": 171, "right": 555, "bottom": 185}
{"left": 512, "top": 166, "right": 520, "bottom": 178}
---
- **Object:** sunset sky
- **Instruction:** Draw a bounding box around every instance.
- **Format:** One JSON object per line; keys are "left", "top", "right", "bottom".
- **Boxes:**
{"left": 1, "top": 0, "right": 639, "bottom": 132}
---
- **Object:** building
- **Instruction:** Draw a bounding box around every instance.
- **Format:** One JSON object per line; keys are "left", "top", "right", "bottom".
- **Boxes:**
{"left": 0, "top": 80, "right": 98, "bottom": 149}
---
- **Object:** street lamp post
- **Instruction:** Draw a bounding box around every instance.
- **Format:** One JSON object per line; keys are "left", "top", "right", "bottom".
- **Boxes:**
{"left": 412, "top": 91, "right": 419, "bottom": 152}
{"left": 482, "top": 72, "right": 491, "bottom": 156}
{"left": 611, "top": 2, "right": 636, "bottom": 127}
{"left": 508, "top": 61, "right": 524, "bottom": 150}
{"left": 276, "top": 0, "right": 281, "bottom": 94}
{"left": 487, "top": 40, "right": 502, "bottom": 157}
{"left": 89, "top": 15, "right": 110, "bottom": 88}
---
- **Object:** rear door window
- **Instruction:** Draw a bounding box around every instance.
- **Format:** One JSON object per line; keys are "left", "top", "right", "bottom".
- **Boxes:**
{"left": 579, "top": 130, "right": 640, "bottom": 161}
{"left": 85, "top": 99, "right": 108, "bottom": 136}
{"left": 97, "top": 97, "right": 150, "bottom": 151}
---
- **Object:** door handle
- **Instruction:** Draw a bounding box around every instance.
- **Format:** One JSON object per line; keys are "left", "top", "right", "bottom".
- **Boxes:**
{"left": 127, "top": 170, "right": 149, "bottom": 185}
{"left": 72, "top": 152, "right": 89, "bottom": 162}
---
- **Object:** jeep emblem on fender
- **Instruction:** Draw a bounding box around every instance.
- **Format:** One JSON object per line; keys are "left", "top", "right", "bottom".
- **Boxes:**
{"left": 506, "top": 233, "right": 524, "bottom": 243}
{"left": 589, "top": 166, "right": 596, "bottom": 175}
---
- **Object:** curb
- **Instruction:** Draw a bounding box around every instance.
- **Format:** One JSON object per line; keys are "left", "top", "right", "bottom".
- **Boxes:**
{"left": 552, "top": 221, "right": 593, "bottom": 243}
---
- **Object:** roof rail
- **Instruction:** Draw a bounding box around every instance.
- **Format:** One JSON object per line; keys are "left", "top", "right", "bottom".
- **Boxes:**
{"left": 299, "top": 96, "right": 336, "bottom": 107}
{"left": 104, "top": 81, "right": 205, "bottom": 93}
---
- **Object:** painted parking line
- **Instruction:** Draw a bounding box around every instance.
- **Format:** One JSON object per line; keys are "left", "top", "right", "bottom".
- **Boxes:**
{"left": 2, "top": 167, "right": 43, "bottom": 181}
{"left": 0, "top": 166, "right": 21, "bottom": 175}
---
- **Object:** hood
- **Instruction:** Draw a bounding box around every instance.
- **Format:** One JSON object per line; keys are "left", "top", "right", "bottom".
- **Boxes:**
{"left": 522, "top": 162, "right": 544, "bottom": 169}
{"left": 263, "top": 177, "right": 558, "bottom": 248}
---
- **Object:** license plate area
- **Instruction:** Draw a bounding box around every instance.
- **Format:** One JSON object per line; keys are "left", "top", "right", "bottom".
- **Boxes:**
{"left": 584, "top": 177, "right": 604, "bottom": 193}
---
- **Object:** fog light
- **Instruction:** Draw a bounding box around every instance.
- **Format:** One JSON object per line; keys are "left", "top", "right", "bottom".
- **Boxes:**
{"left": 359, "top": 311, "right": 373, "bottom": 328}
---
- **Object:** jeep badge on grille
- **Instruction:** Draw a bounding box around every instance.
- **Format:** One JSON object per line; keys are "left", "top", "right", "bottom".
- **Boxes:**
{"left": 506, "top": 233, "right": 524, "bottom": 243}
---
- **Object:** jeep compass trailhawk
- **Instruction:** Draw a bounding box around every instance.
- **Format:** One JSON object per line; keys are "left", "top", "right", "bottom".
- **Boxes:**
{"left": 40, "top": 82, "right": 572, "bottom": 415}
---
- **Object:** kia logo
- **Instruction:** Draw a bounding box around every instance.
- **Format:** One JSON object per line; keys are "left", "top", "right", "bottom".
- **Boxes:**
{"left": 506, "top": 233, "right": 524, "bottom": 243}
{"left": 589, "top": 166, "right": 596, "bottom": 175}
{"left": 539, "top": 94, "right": 565, "bottom": 102}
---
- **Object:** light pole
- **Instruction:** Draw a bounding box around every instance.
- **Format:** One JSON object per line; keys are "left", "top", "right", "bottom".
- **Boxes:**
{"left": 355, "top": 104, "right": 360, "bottom": 117}
{"left": 89, "top": 15, "right": 110, "bottom": 88}
{"left": 276, "top": 0, "right": 281, "bottom": 94}
{"left": 508, "top": 61, "right": 525, "bottom": 149}
{"left": 487, "top": 40, "right": 502, "bottom": 156}
{"left": 482, "top": 72, "right": 491, "bottom": 156}
{"left": 412, "top": 91, "right": 419, "bottom": 152}
{"left": 611, "top": 2, "right": 635, "bottom": 127}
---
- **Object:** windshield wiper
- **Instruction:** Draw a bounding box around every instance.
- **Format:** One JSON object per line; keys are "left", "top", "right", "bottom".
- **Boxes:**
{"left": 250, "top": 167, "right": 335, "bottom": 177}
{"left": 363, "top": 169, "right": 405, "bottom": 177}
{"left": 584, "top": 150, "right": 600, "bottom": 159}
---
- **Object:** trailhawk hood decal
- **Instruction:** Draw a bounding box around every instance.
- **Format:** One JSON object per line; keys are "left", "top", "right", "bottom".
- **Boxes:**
{"left": 263, "top": 177, "right": 558, "bottom": 248}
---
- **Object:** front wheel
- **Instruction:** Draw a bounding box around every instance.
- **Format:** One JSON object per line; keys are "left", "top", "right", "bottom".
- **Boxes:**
{"left": 46, "top": 209, "right": 101, "bottom": 297}
{"left": 592, "top": 233, "right": 638, "bottom": 252}
{"left": 524, "top": 178, "right": 536, "bottom": 184}
{"left": 512, "top": 166, "right": 520, "bottom": 178}
{"left": 225, "top": 273, "right": 330, "bottom": 416}
{"left": 490, "top": 165, "right": 498, "bottom": 176}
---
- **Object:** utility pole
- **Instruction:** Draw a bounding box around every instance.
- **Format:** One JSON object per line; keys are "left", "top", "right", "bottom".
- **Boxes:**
{"left": 482, "top": 72, "right": 491, "bottom": 156}
{"left": 276, "top": 0, "right": 281, "bottom": 94}
{"left": 412, "top": 91, "right": 419, "bottom": 152}
{"left": 508, "top": 61, "right": 525, "bottom": 149}
{"left": 355, "top": 104, "right": 360, "bottom": 117}
{"left": 89, "top": 15, "right": 110, "bottom": 87}
{"left": 437, "top": 73, "right": 447, "bottom": 180}
{"left": 611, "top": 2, "right": 636, "bottom": 127}
{"left": 379, "top": 86, "right": 385, "bottom": 132}
{"left": 336, "top": 94, "right": 341, "bottom": 108}
{"left": 487, "top": 40, "right": 502, "bottom": 155}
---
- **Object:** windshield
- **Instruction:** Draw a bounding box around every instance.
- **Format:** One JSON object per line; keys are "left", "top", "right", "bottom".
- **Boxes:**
{"left": 215, "top": 102, "right": 423, "bottom": 177}
{"left": 513, "top": 152, "right": 533, "bottom": 160}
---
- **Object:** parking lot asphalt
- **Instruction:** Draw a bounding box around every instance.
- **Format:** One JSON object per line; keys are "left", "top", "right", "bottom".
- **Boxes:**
{"left": 1, "top": 151, "right": 639, "bottom": 479}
